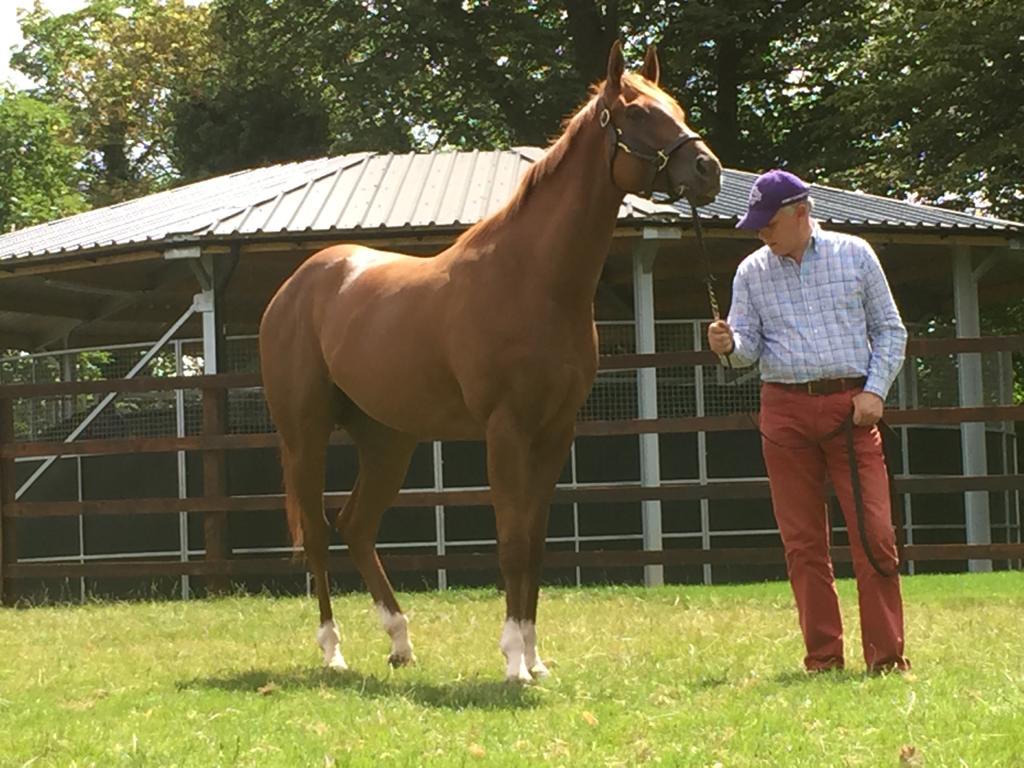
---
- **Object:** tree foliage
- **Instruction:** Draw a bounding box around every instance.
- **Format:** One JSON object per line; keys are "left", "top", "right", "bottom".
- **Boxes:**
{"left": 0, "top": 89, "right": 86, "bottom": 231}
{"left": 6, "top": 0, "right": 1021, "bottom": 224}
{"left": 169, "top": 0, "right": 617, "bottom": 177}
{"left": 12, "top": 0, "right": 215, "bottom": 205}
{"left": 790, "top": 0, "right": 1024, "bottom": 220}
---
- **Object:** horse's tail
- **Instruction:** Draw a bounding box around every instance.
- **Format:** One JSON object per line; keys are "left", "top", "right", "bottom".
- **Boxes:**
{"left": 279, "top": 445, "right": 305, "bottom": 554}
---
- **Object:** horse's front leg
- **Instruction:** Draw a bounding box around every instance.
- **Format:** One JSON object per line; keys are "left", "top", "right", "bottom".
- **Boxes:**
{"left": 487, "top": 411, "right": 574, "bottom": 682}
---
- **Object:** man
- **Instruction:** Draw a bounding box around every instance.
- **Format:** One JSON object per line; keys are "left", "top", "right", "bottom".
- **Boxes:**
{"left": 707, "top": 169, "right": 910, "bottom": 673}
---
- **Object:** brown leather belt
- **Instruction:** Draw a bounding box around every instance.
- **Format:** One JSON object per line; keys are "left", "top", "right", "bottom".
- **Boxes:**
{"left": 770, "top": 376, "right": 867, "bottom": 396}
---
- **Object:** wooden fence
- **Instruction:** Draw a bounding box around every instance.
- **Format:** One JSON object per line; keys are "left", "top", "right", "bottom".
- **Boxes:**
{"left": 2, "top": 336, "right": 1024, "bottom": 602}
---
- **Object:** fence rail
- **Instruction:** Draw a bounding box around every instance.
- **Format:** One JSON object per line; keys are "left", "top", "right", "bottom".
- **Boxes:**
{"left": 6, "top": 544, "right": 1024, "bottom": 583}
{"left": 2, "top": 338, "right": 1023, "bottom": 602}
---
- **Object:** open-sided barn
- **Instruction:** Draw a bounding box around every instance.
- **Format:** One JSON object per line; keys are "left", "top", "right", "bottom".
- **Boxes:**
{"left": 0, "top": 150, "right": 1021, "bottom": 601}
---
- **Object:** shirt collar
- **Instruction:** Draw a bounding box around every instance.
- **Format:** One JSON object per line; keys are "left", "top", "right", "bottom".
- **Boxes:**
{"left": 772, "top": 220, "right": 820, "bottom": 266}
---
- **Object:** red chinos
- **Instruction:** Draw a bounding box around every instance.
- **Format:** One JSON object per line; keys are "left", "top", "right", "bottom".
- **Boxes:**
{"left": 759, "top": 382, "right": 909, "bottom": 672}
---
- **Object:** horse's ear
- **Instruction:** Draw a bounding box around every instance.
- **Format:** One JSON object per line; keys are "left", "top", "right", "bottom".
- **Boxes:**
{"left": 606, "top": 40, "right": 624, "bottom": 94}
{"left": 641, "top": 44, "right": 660, "bottom": 84}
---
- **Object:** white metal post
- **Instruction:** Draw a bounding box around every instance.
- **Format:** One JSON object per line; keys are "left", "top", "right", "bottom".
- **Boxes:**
{"left": 633, "top": 242, "right": 663, "bottom": 586}
{"left": 174, "top": 339, "right": 191, "bottom": 599}
{"left": 897, "top": 363, "right": 915, "bottom": 575}
{"left": 433, "top": 440, "right": 447, "bottom": 590}
{"left": 693, "top": 321, "right": 713, "bottom": 585}
{"left": 953, "top": 246, "right": 991, "bottom": 571}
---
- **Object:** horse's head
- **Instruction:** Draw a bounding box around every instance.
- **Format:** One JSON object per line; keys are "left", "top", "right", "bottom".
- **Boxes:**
{"left": 601, "top": 41, "right": 722, "bottom": 206}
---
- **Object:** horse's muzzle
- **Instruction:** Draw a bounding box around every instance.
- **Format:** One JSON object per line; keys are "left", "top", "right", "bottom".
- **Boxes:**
{"left": 672, "top": 150, "right": 721, "bottom": 206}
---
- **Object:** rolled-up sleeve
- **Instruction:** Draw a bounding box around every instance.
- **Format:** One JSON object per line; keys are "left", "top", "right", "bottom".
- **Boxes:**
{"left": 722, "top": 266, "right": 763, "bottom": 369}
{"left": 861, "top": 244, "right": 907, "bottom": 398}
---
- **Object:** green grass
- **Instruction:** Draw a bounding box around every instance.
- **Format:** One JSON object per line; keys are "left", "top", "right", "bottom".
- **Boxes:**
{"left": 1, "top": 572, "right": 1023, "bottom": 767}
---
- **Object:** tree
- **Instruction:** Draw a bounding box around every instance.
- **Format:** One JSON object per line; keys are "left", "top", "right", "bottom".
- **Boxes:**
{"left": 0, "top": 89, "right": 86, "bottom": 232}
{"left": 171, "top": 0, "right": 873, "bottom": 177}
{"left": 790, "top": 0, "right": 1024, "bottom": 221}
{"left": 169, "top": 0, "right": 612, "bottom": 176}
{"left": 11, "top": 0, "right": 215, "bottom": 205}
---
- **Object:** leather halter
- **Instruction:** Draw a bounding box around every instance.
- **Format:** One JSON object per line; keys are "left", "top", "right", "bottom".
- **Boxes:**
{"left": 599, "top": 102, "right": 702, "bottom": 200}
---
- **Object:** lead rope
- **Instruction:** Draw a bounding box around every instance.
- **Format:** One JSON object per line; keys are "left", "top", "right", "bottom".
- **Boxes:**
{"left": 689, "top": 200, "right": 720, "bottom": 322}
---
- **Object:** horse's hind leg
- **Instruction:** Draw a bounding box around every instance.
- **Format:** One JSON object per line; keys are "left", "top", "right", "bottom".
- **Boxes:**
{"left": 279, "top": 423, "right": 347, "bottom": 669}
{"left": 337, "top": 411, "right": 417, "bottom": 667}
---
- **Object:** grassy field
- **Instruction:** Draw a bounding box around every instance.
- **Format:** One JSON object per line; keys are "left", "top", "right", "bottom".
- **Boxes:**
{"left": 1, "top": 572, "right": 1022, "bottom": 767}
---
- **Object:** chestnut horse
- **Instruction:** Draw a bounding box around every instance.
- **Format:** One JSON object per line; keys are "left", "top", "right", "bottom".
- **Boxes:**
{"left": 259, "top": 42, "right": 722, "bottom": 682}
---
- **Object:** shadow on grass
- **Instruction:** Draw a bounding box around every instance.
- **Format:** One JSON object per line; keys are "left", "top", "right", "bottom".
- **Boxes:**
{"left": 177, "top": 667, "right": 542, "bottom": 711}
{"left": 771, "top": 669, "right": 862, "bottom": 685}
{"left": 691, "top": 673, "right": 730, "bottom": 690}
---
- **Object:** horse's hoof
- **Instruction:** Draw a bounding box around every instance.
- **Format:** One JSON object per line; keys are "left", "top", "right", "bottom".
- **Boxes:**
{"left": 324, "top": 652, "right": 348, "bottom": 671}
{"left": 505, "top": 659, "right": 534, "bottom": 684}
{"left": 388, "top": 651, "right": 416, "bottom": 668}
{"left": 505, "top": 670, "right": 534, "bottom": 685}
{"left": 529, "top": 660, "right": 551, "bottom": 678}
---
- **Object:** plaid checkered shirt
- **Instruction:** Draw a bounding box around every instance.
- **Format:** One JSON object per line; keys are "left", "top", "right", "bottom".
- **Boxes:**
{"left": 723, "top": 224, "right": 907, "bottom": 399}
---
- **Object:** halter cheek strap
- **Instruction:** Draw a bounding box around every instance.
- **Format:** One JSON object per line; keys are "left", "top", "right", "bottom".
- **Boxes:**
{"left": 600, "top": 102, "right": 702, "bottom": 200}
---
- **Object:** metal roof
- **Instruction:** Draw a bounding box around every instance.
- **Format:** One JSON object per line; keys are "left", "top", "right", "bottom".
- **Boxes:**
{"left": 2, "top": 150, "right": 1021, "bottom": 262}
{"left": 684, "top": 169, "right": 1024, "bottom": 232}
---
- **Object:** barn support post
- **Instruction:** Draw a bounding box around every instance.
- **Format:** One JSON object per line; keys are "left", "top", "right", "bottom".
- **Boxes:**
{"left": 953, "top": 245, "right": 992, "bottom": 572}
{"left": 634, "top": 237, "right": 664, "bottom": 587}
{"left": 173, "top": 339, "right": 191, "bottom": 599}
{"left": 432, "top": 440, "right": 448, "bottom": 590}
{"left": 192, "top": 249, "right": 231, "bottom": 594}
{"left": 692, "top": 322, "right": 714, "bottom": 585}
{"left": 201, "top": 385, "right": 228, "bottom": 594}
{"left": 0, "top": 397, "right": 15, "bottom": 605}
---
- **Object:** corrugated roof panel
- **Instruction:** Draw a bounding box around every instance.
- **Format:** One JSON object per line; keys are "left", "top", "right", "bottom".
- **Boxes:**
{"left": 479, "top": 151, "right": 523, "bottom": 219}
{"left": 410, "top": 153, "right": 458, "bottom": 226}
{"left": 690, "top": 170, "right": 1022, "bottom": 231}
{"left": 211, "top": 208, "right": 245, "bottom": 235}
{"left": 0, "top": 155, "right": 362, "bottom": 258}
{"left": 336, "top": 154, "right": 393, "bottom": 230}
{"left": 460, "top": 151, "right": 501, "bottom": 224}
{"left": 228, "top": 194, "right": 280, "bottom": 234}
{"left": 310, "top": 160, "right": 368, "bottom": 231}
{"left": 286, "top": 171, "right": 342, "bottom": 231}
{"left": 386, "top": 153, "right": 435, "bottom": 227}
{"left": 260, "top": 181, "right": 314, "bottom": 233}
{"left": 362, "top": 152, "right": 415, "bottom": 229}
{"left": 1, "top": 150, "right": 1020, "bottom": 264}
{"left": 434, "top": 151, "right": 482, "bottom": 226}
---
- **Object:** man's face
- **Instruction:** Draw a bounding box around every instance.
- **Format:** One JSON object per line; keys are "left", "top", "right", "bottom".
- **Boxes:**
{"left": 758, "top": 203, "right": 806, "bottom": 257}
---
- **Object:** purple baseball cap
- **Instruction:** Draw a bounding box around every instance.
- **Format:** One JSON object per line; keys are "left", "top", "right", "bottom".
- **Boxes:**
{"left": 736, "top": 169, "right": 811, "bottom": 230}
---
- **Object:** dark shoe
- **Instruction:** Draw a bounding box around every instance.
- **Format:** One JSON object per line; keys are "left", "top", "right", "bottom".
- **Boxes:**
{"left": 867, "top": 658, "right": 911, "bottom": 676}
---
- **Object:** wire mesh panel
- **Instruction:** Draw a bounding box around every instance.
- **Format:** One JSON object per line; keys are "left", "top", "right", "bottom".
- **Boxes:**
{"left": 580, "top": 321, "right": 638, "bottom": 422}
{"left": 1, "top": 344, "right": 188, "bottom": 442}
{"left": 655, "top": 320, "right": 697, "bottom": 418}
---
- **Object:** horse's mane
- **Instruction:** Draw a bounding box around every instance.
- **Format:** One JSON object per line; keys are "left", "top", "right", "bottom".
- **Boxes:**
{"left": 455, "top": 83, "right": 603, "bottom": 248}
{"left": 456, "top": 73, "right": 681, "bottom": 249}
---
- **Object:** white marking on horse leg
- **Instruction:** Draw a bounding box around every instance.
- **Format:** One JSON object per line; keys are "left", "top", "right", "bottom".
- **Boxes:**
{"left": 521, "top": 620, "right": 550, "bottom": 678}
{"left": 500, "top": 619, "right": 532, "bottom": 683}
{"left": 316, "top": 620, "right": 347, "bottom": 670}
{"left": 377, "top": 604, "right": 415, "bottom": 667}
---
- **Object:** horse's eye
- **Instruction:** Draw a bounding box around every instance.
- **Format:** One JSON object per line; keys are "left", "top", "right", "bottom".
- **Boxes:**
{"left": 625, "top": 105, "right": 646, "bottom": 121}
